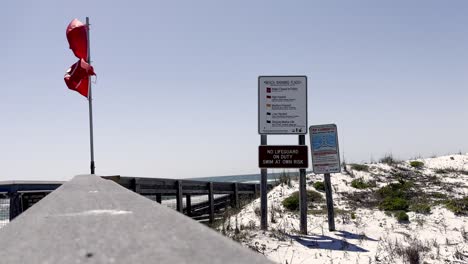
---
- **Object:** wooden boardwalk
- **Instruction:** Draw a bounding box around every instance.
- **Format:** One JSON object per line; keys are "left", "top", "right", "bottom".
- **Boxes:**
{"left": 1, "top": 176, "right": 271, "bottom": 223}
{"left": 0, "top": 181, "right": 63, "bottom": 221}
{"left": 104, "top": 176, "right": 270, "bottom": 222}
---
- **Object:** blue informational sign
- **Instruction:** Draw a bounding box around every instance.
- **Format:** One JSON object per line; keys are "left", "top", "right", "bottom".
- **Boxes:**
{"left": 309, "top": 124, "right": 341, "bottom": 174}
{"left": 311, "top": 131, "right": 337, "bottom": 151}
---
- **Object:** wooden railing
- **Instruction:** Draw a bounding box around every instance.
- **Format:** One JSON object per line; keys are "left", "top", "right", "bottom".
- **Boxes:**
{"left": 103, "top": 176, "right": 271, "bottom": 222}
{"left": 0, "top": 181, "right": 63, "bottom": 221}
{"left": 1, "top": 176, "right": 272, "bottom": 223}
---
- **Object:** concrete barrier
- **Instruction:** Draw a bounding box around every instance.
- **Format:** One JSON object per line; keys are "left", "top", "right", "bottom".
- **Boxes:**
{"left": 0, "top": 175, "right": 272, "bottom": 264}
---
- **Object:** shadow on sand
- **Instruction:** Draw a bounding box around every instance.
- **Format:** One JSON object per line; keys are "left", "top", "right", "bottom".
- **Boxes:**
{"left": 335, "top": 230, "right": 378, "bottom": 242}
{"left": 291, "top": 232, "right": 371, "bottom": 252}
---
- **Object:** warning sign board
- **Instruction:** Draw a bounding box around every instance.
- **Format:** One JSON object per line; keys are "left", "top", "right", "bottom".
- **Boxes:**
{"left": 258, "top": 145, "right": 308, "bottom": 169}
{"left": 258, "top": 76, "right": 307, "bottom": 135}
{"left": 309, "top": 124, "right": 341, "bottom": 174}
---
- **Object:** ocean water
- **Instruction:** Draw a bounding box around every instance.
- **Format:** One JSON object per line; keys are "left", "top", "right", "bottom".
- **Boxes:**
{"left": 0, "top": 171, "right": 308, "bottom": 227}
{"left": 186, "top": 171, "right": 303, "bottom": 183}
{"left": 0, "top": 199, "right": 9, "bottom": 228}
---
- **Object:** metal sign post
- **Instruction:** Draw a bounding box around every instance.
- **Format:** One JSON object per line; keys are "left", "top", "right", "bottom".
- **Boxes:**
{"left": 260, "top": 135, "right": 268, "bottom": 230}
{"left": 309, "top": 124, "right": 341, "bottom": 231}
{"left": 298, "top": 135, "right": 307, "bottom": 234}
{"left": 324, "top": 173, "right": 335, "bottom": 231}
{"left": 258, "top": 76, "right": 308, "bottom": 232}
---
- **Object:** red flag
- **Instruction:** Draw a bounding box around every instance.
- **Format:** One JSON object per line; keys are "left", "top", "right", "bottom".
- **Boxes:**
{"left": 66, "top": 19, "right": 88, "bottom": 60}
{"left": 64, "top": 59, "right": 95, "bottom": 97}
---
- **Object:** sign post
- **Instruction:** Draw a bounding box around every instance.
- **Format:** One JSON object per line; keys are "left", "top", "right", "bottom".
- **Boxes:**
{"left": 260, "top": 135, "right": 268, "bottom": 230}
{"left": 258, "top": 76, "right": 308, "bottom": 232}
{"left": 309, "top": 124, "right": 341, "bottom": 231}
{"left": 298, "top": 135, "right": 307, "bottom": 234}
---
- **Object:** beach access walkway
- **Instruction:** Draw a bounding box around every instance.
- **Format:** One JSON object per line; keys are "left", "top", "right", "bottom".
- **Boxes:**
{"left": 0, "top": 175, "right": 273, "bottom": 263}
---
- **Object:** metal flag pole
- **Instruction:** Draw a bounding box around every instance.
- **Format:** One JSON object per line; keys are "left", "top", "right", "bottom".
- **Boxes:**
{"left": 86, "top": 17, "right": 95, "bottom": 175}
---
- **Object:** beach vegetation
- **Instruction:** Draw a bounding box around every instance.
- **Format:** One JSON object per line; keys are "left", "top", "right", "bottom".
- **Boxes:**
{"left": 282, "top": 190, "right": 324, "bottom": 211}
{"left": 410, "top": 202, "right": 431, "bottom": 214}
{"left": 312, "top": 181, "right": 325, "bottom": 192}
{"left": 444, "top": 197, "right": 468, "bottom": 215}
{"left": 278, "top": 171, "right": 292, "bottom": 187}
{"left": 395, "top": 211, "right": 409, "bottom": 222}
{"left": 351, "top": 178, "right": 376, "bottom": 189}
{"left": 380, "top": 197, "right": 409, "bottom": 211}
{"left": 435, "top": 167, "right": 468, "bottom": 175}
{"left": 409, "top": 161, "right": 424, "bottom": 169}
{"left": 350, "top": 164, "right": 369, "bottom": 172}
{"left": 380, "top": 154, "right": 398, "bottom": 165}
{"left": 376, "top": 181, "right": 414, "bottom": 219}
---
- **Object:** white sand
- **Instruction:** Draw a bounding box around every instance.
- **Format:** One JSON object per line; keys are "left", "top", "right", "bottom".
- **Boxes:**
{"left": 218, "top": 154, "right": 468, "bottom": 264}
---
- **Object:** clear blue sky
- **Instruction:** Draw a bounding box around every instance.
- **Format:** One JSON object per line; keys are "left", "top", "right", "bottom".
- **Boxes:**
{"left": 2, "top": 1, "right": 467, "bottom": 181}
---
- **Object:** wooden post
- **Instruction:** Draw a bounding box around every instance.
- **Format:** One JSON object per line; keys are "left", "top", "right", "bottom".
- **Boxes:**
{"left": 156, "top": 194, "right": 162, "bottom": 204}
{"left": 299, "top": 135, "right": 307, "bottom": 234}
{"left": 8, "top": 192, "right": 22, "bottom": 221}
{"left": 324, "top": 173, "right": 335, "bottom": 231}
{"left": 208, "top": 182, "right": 214, "bottom": 223}
{"left": 130, "top": 178, "right": 137, "bottom": 192}
{"left": 260, "top": 135, "right": 268, "bottom": 230}
{"left": 232, "top": 183, "right": 239, "bottom": 209}
{"left": 176, "top": 181, "right": 183, "bottom": 213}
{"left": 186, "top": 195, "right": 192, "bottom": 216}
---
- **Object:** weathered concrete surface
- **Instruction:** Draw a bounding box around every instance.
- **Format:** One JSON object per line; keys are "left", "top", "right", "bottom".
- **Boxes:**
{"left": 0, "top": 175, "right": 272, "bottom": 264}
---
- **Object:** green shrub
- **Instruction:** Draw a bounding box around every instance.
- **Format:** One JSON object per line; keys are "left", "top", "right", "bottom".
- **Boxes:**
{"left": 435, "top": 168, "right": 468, "bottom": 175}
{"left": 313, "top": 181, "right": 325, "bottom": 192}
{"left": 435, "top": 168, "right": 449, "bottom": 174}
{"left": 376, "top": 181, "right": 414, "bottom": 212}
{"left": 445, "top": 197, "right": 468, "bottom": 215}
{"left": 350, "top": 164, "right": 369, "bottom": 172}
{"left": 282, "top": 194, "right": 300, "bottom": 211}
{"left": 409, "top": 161, "right": 424, "bottom": 169}
{"left": 380, "top": 154, "right": 397, "bottom": 165}
{"left": 377, "top": 181, "right": 413, "bottom": 200}
{"left": 282, "top": 190, "right": 324, "bottom": 211}
{"left": 410, "top": 202, "right": 431, "bottom": 214}
{"left": 380, "top": 197, "right": 409, "bottom": 211}
{"left": 351, "top": 178, "right": 376, "bottom": 189}
{"left": 396, "top": 211, "right": 409, "bottom": 222}
{"left": 307, "top": 190, "right": 325, "bottom": 204}
{"left": 351, "top": 212, "right": 356, "bottom": 219}
{"left": 430, "top": 192, "right": 448, "bottom": 199}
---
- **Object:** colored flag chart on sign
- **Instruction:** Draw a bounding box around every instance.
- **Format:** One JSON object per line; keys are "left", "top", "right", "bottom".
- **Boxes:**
{"left": 258, "top": 76, "right": 307, "bottom": 135}
{"left": 309, "top": 124, "right": 341, "bottom": 174}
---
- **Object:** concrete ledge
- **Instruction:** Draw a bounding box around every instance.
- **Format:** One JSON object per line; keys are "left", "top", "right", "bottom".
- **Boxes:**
{"left": 0, "top": 175, "right": 272, "bottom": 264}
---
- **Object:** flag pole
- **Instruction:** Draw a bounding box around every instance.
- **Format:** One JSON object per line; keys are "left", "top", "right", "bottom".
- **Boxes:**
{"left": 86, "top": 17, "right": 96, "bottom": 175}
